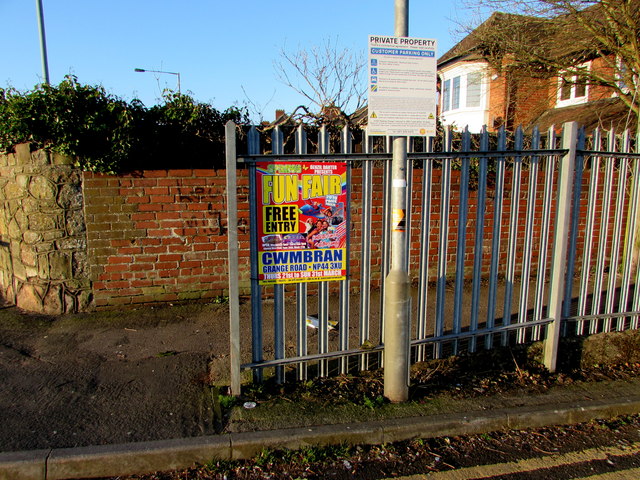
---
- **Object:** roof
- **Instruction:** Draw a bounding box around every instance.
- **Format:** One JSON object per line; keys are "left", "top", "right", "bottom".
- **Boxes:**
{"left": 438, "top": 12, "right": 553, "bottom": 68}
{"left": 438, "top": 5, "right": 617, "bottom": 71}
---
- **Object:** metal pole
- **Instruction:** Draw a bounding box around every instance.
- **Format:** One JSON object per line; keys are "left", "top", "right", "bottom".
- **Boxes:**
{"left": 225, "top": 121, "right": 241, "bottom": 396}
{"left": 35, "top": 0, "right": 50, "bottom": 84}
{"left": 383, "top": 0, "right": 411, "bottom": 403}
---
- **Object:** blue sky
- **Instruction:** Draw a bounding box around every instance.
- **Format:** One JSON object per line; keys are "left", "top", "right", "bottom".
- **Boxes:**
{"left": 1, "top": 1, "right": 474, "bottom": 122}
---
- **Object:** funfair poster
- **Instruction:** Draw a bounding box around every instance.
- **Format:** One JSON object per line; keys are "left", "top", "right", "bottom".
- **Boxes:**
{"left": 256, "top": 162, "right": 348, "bottom": 285}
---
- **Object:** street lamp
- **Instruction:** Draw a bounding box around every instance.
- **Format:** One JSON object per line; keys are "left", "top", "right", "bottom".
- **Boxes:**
{"left": 134, "top": 68, "right": 181, "bottom": 93}
{"left": 36, "top": 0, "right": 50, "bottom": 84}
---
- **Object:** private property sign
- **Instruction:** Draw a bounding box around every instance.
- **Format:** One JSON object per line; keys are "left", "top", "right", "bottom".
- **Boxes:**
{"left": 367, "top": 35, "right": 437, "bottom": 136}
{"left": 256, "top": 162, "right": 348, "bottom": 285}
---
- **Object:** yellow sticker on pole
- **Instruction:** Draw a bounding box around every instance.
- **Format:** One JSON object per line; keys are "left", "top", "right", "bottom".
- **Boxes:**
{"left": 392, "top": 209, "right": 406, "bottom": 231}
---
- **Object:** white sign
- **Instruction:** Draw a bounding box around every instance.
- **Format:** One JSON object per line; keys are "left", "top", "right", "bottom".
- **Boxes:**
{"left": 367, "top": 35, "right": 437, "bottom": 136}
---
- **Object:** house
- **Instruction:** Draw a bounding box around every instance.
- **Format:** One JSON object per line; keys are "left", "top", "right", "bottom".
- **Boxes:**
{"left": 437, "top": 7, "right": 638, "bottom": 133}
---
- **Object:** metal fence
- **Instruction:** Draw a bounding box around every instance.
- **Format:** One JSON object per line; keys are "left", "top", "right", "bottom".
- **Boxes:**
{"left": 225, "top": 121, "right": 640, "bottom": 392}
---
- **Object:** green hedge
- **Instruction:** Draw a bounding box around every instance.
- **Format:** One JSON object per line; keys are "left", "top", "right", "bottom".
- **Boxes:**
{"left": 0, "top": 76, "right": 248, "bottom": 173}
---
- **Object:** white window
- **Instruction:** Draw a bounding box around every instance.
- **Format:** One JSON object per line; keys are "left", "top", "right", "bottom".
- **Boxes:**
{"left": 441, "top": 71, "right": 485, "bottom": 112}
{"left": 556, "top": 64, "right": 590, "bottom": 107}
{"left": 616, "top": 58, "right": 638, "bottom": 94}
{"left": 443, "top": 79, "right": 451, "bottom": 112}
{"left": 439, "top": 62, "right": 489, "bottom": 133}
{"left": 452, "top": 76, "right": 461, "bottom": 109}
{"left": 466, "top": 72, "right": 482, "bottom": 107}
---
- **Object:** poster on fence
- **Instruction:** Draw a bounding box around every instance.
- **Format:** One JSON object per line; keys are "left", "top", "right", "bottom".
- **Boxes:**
{"left": 256, "top": 161, "right": 348, "bottom": 285}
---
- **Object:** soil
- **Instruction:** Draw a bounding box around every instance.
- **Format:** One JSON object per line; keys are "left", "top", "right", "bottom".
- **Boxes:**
{"left": 238, "top": 333, "right": 640, "bottom": 409}
{"left": 0, "top": 301, "right": 236, "bottom": 451}
{"left": 1, "top": 297, "right": 640, "bottom": 479}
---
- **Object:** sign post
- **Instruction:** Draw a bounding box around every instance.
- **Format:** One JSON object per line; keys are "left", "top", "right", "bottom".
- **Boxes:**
{"left": 369, "top": 0, "right": 437, "bottom": 403}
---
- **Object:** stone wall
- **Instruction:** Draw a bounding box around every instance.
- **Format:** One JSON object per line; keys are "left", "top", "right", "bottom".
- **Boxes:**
{"left": 0, "top": 144, "right": 632, "bottom": 313}
{"left": 0, "top": 144, "right": 91, "bottom": 313}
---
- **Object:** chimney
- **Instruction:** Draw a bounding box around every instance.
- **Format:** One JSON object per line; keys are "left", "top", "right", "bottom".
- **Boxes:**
{"left": 275, "top": 109, "right": 285, "bottom": 121}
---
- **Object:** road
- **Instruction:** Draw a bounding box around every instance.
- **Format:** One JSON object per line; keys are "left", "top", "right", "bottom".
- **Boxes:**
{"left": 390, "top": 441, "right": 640, "bottom": 479}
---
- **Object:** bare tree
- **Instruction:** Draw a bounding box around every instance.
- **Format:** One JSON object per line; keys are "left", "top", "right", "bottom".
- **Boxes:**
{"left": 459, "top": 0, "right": 639, "bottom": 121}
{"left": 273, "top": 38, "right": 366, "bottom": 125}
{"left": 240, "top": 85, "right": 277, "bottom": 124}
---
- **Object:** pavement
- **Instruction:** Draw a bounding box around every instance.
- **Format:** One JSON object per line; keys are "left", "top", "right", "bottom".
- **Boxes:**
{"left": 1, "top": 302, "right": 639, "bottom": 480}
{"left": 2, "top": 375, "right": 639, "bottom": 480}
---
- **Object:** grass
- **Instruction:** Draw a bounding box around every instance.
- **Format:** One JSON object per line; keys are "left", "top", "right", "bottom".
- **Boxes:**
{"left": 223, "top": 337, "right": 640, "bottom": 433}
{"left": 226, "top": 390, "right": 491, "bottom": 433}
{"left": 253, "top": 443, "right": 352, "bottom": 468}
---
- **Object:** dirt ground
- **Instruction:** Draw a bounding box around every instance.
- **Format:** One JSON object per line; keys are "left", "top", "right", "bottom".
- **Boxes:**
{"left": 0, "top": 300, "right": 239, "bottom": 452}
{"left": 0, "top": 288, "right": 394, "bottom": 453}
{"left": 1, "top": 287, "right": 638, "bottom": 456}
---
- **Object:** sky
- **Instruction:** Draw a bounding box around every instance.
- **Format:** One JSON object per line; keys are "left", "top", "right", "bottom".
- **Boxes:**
{"left": 1, "top": 1, "right": 475, "bottom": 122}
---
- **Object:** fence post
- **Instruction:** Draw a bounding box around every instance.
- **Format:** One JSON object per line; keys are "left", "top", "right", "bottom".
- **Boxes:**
{"left": 544, "top": 121, "right": 578, "bottom": 372}
{"left": 225, "top": 121, "right": 241, "bottom": 396}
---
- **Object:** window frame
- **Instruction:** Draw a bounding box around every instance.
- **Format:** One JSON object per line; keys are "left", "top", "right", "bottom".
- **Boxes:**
{"left": 615, "top": 57, "right": 639, "bottom": 95}
{"left": 440, "top": 65, "right": 487, "bottom": 114}
{"left": 443, "top": 78, "right": 452, "bottom": 112}
{"left": 556, "top": 63, "right": 590, "bottom": 107}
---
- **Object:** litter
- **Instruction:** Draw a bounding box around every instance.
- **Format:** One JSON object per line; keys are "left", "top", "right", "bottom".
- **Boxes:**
{"left": 306, "top": 315, "right": 338, "bottom": 331}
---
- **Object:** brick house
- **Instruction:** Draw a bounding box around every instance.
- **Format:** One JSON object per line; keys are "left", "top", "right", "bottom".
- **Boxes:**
{"left": 437, "top": 10, "right": 637, "bottom": 133}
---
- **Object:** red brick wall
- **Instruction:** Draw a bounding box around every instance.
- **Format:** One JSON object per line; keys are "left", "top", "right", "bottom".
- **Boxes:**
{"left": 487, "top": 73, "right": 507, "bottom": 129}
{"left": 83, "top": 170, "right": 248, "bottom": 308}
{"left": 83, "top": 163, "right": 618, "bottom": 309}
{"left": 514, "top": 76, "right": 553, "bottom": 126}
{"left": 588, "top": 56, "right": 617, "bottom": 102}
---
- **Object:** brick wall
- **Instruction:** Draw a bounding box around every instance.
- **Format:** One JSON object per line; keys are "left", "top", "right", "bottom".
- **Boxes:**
{"left": 514, "top": 77, "right": 553, "bottom": 127}
{"left": 0, "top": 140, "right": 628, "bottom": 313}
{"left": 83, "top": 169, "right": 250, "bottom": 308}
{"left": 81, "top": 160, "right": 618, "bottom": 310}
{"left": 488, "top": 72, "right": 507, "bottom": 129}
{"left": 588, "top": 57, "right": 617, "bottom": 102}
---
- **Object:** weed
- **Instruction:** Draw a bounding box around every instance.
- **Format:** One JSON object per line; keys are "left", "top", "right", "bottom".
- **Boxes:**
{"left": 218, "top": 394, "right": 237, "bottom": 410}
{"left": 211, "top": 295, "right": 229, "bottom": 305}
{"left": 210, "top": 387, "right": 238, "bottom": 427}
{"left": 297, "top": 444, "right": 351, "bottom": 464}
{"left": 255, "top": 447, "right": 280, "bottom": 468}
{"left": 204, "top": 458, "right": 240, "bottom": 474}
{"left": 254, "top": 444, "right": 352, "bottom": 468}
{"left": 218, "top": 394, "right": 236, "bottom": 410}
{"left": 363, "top": 394, "right": 386, "bottom": 410}
{"left": 298, "top": 446, "right": 320, "bottom": 464}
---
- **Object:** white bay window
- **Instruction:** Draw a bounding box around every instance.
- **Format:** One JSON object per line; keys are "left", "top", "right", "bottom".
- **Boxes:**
{"left": 440, "top": 63, "right": 488, "bottom": 133}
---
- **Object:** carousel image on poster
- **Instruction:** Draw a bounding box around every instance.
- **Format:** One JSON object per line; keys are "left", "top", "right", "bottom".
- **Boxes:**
{"left": 256, "top": 162, "right": 348, "bottom": 285}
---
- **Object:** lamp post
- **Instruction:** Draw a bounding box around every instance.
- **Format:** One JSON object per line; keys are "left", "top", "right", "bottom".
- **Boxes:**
{"left": 134, "top": 68, "right": 181, "bottom": 93}
{"left": 383, "top": 0, "right": 411, "bottom": 404}
{"left": 35, "top": 0, "right": 50, "bottom": 84}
